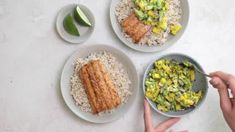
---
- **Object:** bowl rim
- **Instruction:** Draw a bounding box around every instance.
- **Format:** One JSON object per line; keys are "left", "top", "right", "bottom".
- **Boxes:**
{"left": 142, "top": 53, "right": 208, "bottom": 117}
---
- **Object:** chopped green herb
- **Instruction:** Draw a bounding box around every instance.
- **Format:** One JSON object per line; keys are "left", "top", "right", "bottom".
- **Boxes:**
{"left": 145, "top": 59, "right": 202, "bottom": 112}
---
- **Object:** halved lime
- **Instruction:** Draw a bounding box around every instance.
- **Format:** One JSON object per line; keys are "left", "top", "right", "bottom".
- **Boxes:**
{"left": 74, "top": 5, "right": 92, "bottom": 27}
{"left": 63, "top": 14, "right": 80, "bottom": 36}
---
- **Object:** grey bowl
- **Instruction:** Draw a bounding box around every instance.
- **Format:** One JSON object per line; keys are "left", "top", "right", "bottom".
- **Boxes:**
{"left": 143, "top": 53, "right": 208, "bottom": 117}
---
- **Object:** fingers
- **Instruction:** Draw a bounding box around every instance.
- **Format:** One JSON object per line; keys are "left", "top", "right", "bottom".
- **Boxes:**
{"left": 231, "top": 98, "right": 235, "bottom": 106}
{"left": 144, "top": 99, "right": 181, "bottom": 132}
{"left": 156, "top": 118, "right": 180, "bottom": 131}
{"left": 144, "top": 98, "right": 153, "bottom": 130}
{"left": 209, "top": 77, "right": 232, "bottom": 112}
{"left": 210, "top": 71, "right": 231, "bottom": 82}
{"left": 169, "top": 130, "right": 188, "bottom": 132}
{"left": 210, "top": 71, "right": 235, "bottom": 98}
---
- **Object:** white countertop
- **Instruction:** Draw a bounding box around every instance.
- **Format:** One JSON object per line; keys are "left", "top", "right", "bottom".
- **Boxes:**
{"left": 0, "top": 0, "right": 234, "bottom": 131}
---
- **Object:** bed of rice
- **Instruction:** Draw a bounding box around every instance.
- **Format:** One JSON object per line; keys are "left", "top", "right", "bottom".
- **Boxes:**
{"left": 70, "top": 51, "right": 132, "bottom": 113}
{"left": 115, "top": 0, "right": 182, "bottom": 46}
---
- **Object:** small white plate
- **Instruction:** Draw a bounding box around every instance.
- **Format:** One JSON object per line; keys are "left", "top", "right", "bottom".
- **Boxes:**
{"left": 109, "top": 0, "right": 189, "bottom": 52}
{"left": 56, "top": 4, "right": 95, "bottom": 44}
{"left": 60, "top": 44, "right": 139, "bottom": 123}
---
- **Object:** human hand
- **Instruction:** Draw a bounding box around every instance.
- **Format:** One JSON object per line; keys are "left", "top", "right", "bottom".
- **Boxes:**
{"left": 209, "top": 71, "right": 235, "bottom": 131}
{"left": 144, "top": 99, "right": 186, "bottom": 132}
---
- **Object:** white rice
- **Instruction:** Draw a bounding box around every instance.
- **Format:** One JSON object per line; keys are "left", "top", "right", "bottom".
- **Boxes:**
{"left": 115, "top": 0, "right": 182, "bottom": 46}
{"left": 70, "top": 51, "right": 132, "bottom": 113}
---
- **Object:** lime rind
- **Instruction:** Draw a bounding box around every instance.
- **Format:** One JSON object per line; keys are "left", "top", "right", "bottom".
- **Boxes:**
{"left": 74, "top": 6, "right": 92, "bottom": 27}
{"left": 63, "top": 14, "right": 80, "bottom": 36}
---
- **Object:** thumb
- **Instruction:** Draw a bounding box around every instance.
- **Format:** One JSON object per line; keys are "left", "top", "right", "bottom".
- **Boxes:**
{"left": 210, "top": 77, "right": 232, "bottom": 113}
{"left": 144, "top": 98, "right": 153, "bottom": 130}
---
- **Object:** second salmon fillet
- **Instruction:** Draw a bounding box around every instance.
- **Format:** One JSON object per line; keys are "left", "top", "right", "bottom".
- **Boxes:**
{"left": 122, "top": 13, "right": 151, "bottom": 43}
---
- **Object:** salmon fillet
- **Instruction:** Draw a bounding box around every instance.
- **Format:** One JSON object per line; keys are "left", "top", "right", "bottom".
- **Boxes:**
{"left": 86, "top": 63, "right": 107, "bottom": 112}
{"left": 97, "top": 60, "right": 121, "bottom": 107}
{"left": 79, "top": 64, "right": 99, "bottom": 113}
{"left": 122, "top": 13, "right": 151, "bottom": 43}
{"left": 133, "top": 22, "right": 150, "bottom": 43}
{"left": 122, "top": 14, "right": 139, "bottom": 28}
{"left": 91, "top": 60, "right": 114, "bottom": 109}
{"left": 79, "top": 60, "right": 121, "bottom": 114}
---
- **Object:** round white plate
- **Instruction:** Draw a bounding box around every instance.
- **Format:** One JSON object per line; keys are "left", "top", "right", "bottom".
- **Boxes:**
{"left": 109, "top": 0, "right": 189, "bottom": 52}
{"left": 56, "top": 4, "right": 95, "bottom": 44}
{"left": 60, "top": 44, "right": 139, "bottom": 123}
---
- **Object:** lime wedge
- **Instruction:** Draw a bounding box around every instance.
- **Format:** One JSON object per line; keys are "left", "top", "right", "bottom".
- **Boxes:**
{"left": 63, "top": 14, "right": 80, "bottom": 36}
{"left": 74, "top": 5, "right": 92, "bottom": 27}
